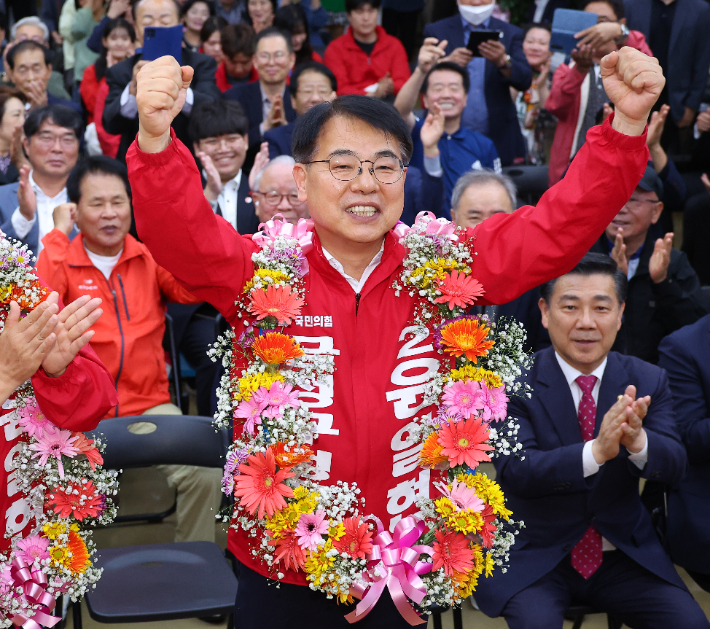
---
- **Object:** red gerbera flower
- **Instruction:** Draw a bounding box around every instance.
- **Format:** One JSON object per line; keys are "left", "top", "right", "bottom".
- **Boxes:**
{"left": 479, "top": 504, "right": 497, "bottom": 548}
{"left": 233, "top": 450, "right": 295, "bottom": 519}
{"left": 332, "top": 516, "right": 374, "bottom": 559}
{"left": 437, "top": 418, "right": 494, "bottom": 469}
{"left": 71, "top": 432, "right": 104, "bottom": 470}
{"left": 435, "top": 270, "right": 485, "bottom": 309}
{"left": 270, "top": 528, "right": 307, "bottom": 572}
{"left": 432, "top": 529, "right": 474, "bottom": 576}
{"left": 48, "top": 479, "right": 103, "bottom": 521}
{"left": 247, "top": 285, "right": 305, "bottom": 326}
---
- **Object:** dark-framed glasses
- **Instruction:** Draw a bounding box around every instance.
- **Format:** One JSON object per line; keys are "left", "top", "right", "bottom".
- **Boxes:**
{"left": 307, "top": 154, "right": 405, "bottom": 184}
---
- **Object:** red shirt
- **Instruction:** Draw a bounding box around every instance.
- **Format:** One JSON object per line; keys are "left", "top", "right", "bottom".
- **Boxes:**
{"left": 126, "top": 116, "right": 648, "bottom": 585}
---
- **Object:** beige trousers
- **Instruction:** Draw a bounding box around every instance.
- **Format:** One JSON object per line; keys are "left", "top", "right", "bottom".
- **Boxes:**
{"left": 127, "top": 403, "right": 223, "bottom": 543}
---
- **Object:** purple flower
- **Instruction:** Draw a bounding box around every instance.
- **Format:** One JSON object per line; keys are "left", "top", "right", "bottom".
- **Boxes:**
{"left": 222, "top": 448, "right": 250, "bottom": 495}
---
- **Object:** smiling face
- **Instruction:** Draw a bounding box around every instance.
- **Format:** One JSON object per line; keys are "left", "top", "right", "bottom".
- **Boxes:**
{"left": 451, "top": 181, "right": 512, "bottom": 228}
{"left": 24, "top": 119, "right": 79, "bottom": 181}
{"left": 248, "top": 0, "right": 274, "bottom": 26}
{"left": 540, "top": 273, "right": 624, "bottom": 374}
{"left": 422, "top": 68, "right": 467, "bottom": 121}
{"left": 523, "top": 27, "right": 551, "bottom": 70}
{"left": 75, "top": 172, "right": 132, "bottom": 257}
{"left": 0, "top": 97, "right": 25, "bottom": 148}
{"left": 254, "top": 161, "right": 309, "bottom": 223}
{"left": 194, "top": 132, "right": 248, "bottom": 182}
{"left": 292, "top": 70, "right": 336, "bottom": 117}
{"left": 184, "top": 1, "right": 210, "bottom": 33}
{"left": 102, "top": 26, "right": 133, "bottom": 63}
{"left": 254, "top": 35, "right": 294, "bottom": 86}
{"left": 292, "top": 115, "right": 406, "bottom": 252}
{"left": 604, "top": 187, "right": 662, "bottom": 245}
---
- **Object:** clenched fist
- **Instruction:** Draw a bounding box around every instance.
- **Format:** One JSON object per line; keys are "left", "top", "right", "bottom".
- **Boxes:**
{"left": 600, "top": 47, "right": 665, "bottom": 137}
{"left": 137, "top": 56, "right": 194, "bottom": 153}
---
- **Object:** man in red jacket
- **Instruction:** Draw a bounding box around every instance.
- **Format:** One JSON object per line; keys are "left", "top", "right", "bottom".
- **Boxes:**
{"left": 128, "top": 45, "right": 663, "bottom": 627}
{"left": 323, "top": 0, "right": 410, "bottom": 98}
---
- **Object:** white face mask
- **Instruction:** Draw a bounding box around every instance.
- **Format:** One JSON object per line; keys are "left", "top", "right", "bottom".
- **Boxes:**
{"left": 458, "top": 1, "right": 495, "bottom": 26}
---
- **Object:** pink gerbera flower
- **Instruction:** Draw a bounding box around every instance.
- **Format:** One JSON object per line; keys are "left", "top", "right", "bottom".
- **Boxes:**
{"left": 15, "top": 535, "right": 50, "bottom": 564}
{"left": 253, "top": 381, "right": 299, "bottom": 419}
{"left": 438, "top": 418, "right": 494, "bottom": 469}
{"left": 442, "top": 380, "right": 484, "bottom": 419}
{"left": 294, "top": 509, "right": 328, "bottom": 551}
{"left": 434, "top": 270, "right": 485, "bottom": 310}
{"left": 480, "top": 382, "right": 508, "bottom": 422}
{"left": 18, "top": 402, "right": 58, "bottom": 438}
{"left": 435, "top": 479, "right": 484, "bottom": 512}
{"left": 29, "top": 429, "right": 79, "bottom": 478}
{"left": 234, "top": 396, "right": 268, "bottom": 436}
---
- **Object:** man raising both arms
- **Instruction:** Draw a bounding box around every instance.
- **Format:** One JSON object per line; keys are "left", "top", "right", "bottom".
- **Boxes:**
{"left": 126, "top": 48, "right": 663, "bottom": 627}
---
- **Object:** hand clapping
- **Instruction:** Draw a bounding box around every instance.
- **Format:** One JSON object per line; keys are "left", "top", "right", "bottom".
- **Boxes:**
{"left": 592, "top": 385, "right": 649, "bottom": 464}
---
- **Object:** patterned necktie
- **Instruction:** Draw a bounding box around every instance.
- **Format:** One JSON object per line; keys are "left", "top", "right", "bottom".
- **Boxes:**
{"left": 571, "top": 375, "right": 603, "bottom": 579}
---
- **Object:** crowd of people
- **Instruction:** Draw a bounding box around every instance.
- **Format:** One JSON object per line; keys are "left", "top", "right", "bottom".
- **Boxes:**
{"left": 1, "top": 0, "right": 710, "bottom": 626}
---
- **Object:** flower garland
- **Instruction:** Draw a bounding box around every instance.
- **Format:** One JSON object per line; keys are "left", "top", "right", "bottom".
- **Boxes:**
{"left": 0, "top": 237, "right": 118, "bottom": 628}
{"left": 210, "top": 213, "right": 530, "bottom": 624}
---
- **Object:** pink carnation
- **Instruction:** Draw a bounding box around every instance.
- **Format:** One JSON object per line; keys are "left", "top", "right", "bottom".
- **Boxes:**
{"left": 442, "top": 380, "right": 484, "bottom": 419}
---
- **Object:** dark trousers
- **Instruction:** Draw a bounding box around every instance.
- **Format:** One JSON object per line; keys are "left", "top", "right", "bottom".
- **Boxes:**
{"left": 179, "top": 310, "right": 219, "bottom": 417}
{"left": 233, "top": 559, "right": 423, "bottom": 629}
{"left": 381, "top": 8, "right": 421, "bottom": 61}
{"left": 501, "top": 551, "right": 710, "bottom": 629}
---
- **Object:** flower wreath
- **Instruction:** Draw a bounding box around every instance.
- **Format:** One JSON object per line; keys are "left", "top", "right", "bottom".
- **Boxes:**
{"left": 0, "top": 237, "right": 118, "bottom": 629}
{"left": 211, "top": 212, "right": 530, "bottom": 625}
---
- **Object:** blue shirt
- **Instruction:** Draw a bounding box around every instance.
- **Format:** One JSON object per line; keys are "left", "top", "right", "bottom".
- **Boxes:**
{"left": 411, "top": 117, "right": 501, "bottom": 209}
{"left": 460, "top": 16, "right": 491, "bottom": 135}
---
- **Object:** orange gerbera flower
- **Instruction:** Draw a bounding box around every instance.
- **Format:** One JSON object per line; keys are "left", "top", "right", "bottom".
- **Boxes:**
{"left": 438, "top": 418, "right": 493, "bottom": 469}
{"left": 435, "top": 270, "right": 485, "bottom": 310}
{"left": 64, "top": 530, "right": 91, "bottom": 574}
{"left": 271, "top": 528, "right": 306, "bottom": 572}
{"left": 440, "top": 318, "right": 495, "bottom": 363}
{"left": 432, "top": 529, "right": 474, "bottom": 577}
{"left": 234, "top": 450, "right": 295, "bottom": 519}
{"left": 332, "top": 516, "right": 373, "bottom": 559}
{"left": 252, "top": 332, "right": 304, "bottom": 365}
{"left": 419, "top": 432, "right": 449, "bottom": 469}
{"left": 248, "top": 285, "right": 304, "bottom": 326}
{"left": 273, "top": 442, "right": 314, "bottom": 468}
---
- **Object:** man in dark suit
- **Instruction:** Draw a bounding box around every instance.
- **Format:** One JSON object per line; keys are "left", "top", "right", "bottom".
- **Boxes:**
{"left": 475, "top": 253, "right": 709, "bottom": 629}
{"left": 624, "top": 0, "right": 710, "bottom": 132}
{"left": 422, "top": 2, "right": 532, "bottom": 165}
{"left": 102, "top": 0, "right": 221, "bottom": 163}
{"left": 658, "top": 315, "right": 710, "bottom": 591}
{"left": 223, "top": 27, "right": 297, "bottom": 171}
{"left": 190, "top": 99, "right": 256, "bottom": 235}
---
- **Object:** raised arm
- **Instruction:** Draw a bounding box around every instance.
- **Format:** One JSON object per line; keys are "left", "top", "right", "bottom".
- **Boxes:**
{"left": 472, "top": 48, "right": 664, "bottom": 306}
{"left": 126, "top": 56, "right": 256, "bottom": 321}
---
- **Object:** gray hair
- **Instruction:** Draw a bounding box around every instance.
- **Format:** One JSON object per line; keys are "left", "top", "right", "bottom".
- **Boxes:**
{"left": 451, "top": 170, "right": 517, "bottom": 212}
{"left": 253, "top": 155, "right": 297, "bottom": 191}
{"left": 11, "top": 17, "right": 50, "bottom": 44}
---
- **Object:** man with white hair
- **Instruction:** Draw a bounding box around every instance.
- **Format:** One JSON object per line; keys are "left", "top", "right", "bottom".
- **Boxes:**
{"left": 252, "top": 155, "right": 310, "bottom": 225}
{"left": 451, "top": 169, "right": 550, "bottom": 352}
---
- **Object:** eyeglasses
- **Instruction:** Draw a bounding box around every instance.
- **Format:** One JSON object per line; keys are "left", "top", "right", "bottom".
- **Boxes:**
{"left": 253, "top": 190, "right": 304, "bottom": 207}
{"left": 624, "top": 197, "right": 660, "bottom": 210}
{"left": 256, "top": 51, "right": 288, "bottom": 63}
{"left": 297, "top": 88, "right": 333, "bottom": 98}
{"left": 34, "top": 132, "right": 78, "bottom": 148}
{"left": 307, "top": 154, "right": 404, "bottom": 184}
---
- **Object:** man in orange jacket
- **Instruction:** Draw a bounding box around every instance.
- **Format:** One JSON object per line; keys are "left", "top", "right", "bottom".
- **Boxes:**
{"left": 35, "top": 155, "right": 222, "bottom": 544}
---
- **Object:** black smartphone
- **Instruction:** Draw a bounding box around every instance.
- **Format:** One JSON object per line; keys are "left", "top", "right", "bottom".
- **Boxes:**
{"left": 142, "top": 25, "right": 183, "bottom": 62}
{"left": 466, "top": 30, "right": 502, "bottom": 56}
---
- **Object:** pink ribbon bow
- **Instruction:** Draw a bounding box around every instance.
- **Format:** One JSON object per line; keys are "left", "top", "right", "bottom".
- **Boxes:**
{"left": 346, "top": 516, "right": 433, "bottom": 626}
{"left": 8, "top": 557, "right": 61, "bottom": 629}
{"left": 252, "top": 216, "right": 315, "bottom": 254}
{"left": 414, "top": 212, "right": 459, "bottom": 241}
{"left": 392, "top": 221, "right": 411, "bottom": 243}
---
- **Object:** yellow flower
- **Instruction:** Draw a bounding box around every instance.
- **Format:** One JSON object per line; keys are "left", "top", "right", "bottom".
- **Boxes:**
{"left": 409, "top": 259, "right": 467, "bottom": 289}
{"left": 457, "top": 472, "right": 512, "bottom": 520}
{"left": 434, "top": 496, "right": 456, "bottom": 519}
{"left": 304, "top": 541, "right": 336, "bottom": 587}
{"left": 243, "top": 269, "right": 291, "bottom": 293}
{"left": 293, "top": 486, "right": 310, "bottom": 500}
{"left": 448, "top": 365, "right": 502, "bottom": 389}
{"left": 235, "top": 372, "right": 285, "bottom": 401}
{"left": 336, "top": 593, "right": 354, "bottom": 605}
{"left": 447, "top": 510, "right": 483, "bottom": 535}
{"left": 484, "top": 552, "right": 495, "bottom": 578}
{"left": 328, "top": 522, "right": 346, "bottom": 541}
{"left": 49, "top": 545, "right": 69, "bottom": 565}
{"left": 42, "top": 521, "right": 80, "bottom": 540}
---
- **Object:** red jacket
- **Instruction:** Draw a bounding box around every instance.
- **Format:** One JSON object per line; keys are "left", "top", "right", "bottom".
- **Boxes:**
{"left": 324, "top": 26, "right": 410, "bottom": 96}
{"left": 80, "top": 63, "right": 101, "bottom": 124}
{"left": 94, "top": 80, "right": 121, "bottom": 158}
{"left": 36, "top": 231, "right": 200, "bottom": 418}
{"left": 546, "top": 30, "right": 653, "bottom": 186}
{"left": 127, "top": 116, "right": 648, "bottom": 585}
{"left": 0, "top": 286, "right": 117, "bottom": 551}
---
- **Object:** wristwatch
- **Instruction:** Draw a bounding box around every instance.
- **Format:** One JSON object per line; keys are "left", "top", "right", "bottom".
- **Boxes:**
{"left": 615, "top": 23, "right": 630, "bottom": 45}
{"left": 499, "top": 54, "right": 511, "bottom": 70}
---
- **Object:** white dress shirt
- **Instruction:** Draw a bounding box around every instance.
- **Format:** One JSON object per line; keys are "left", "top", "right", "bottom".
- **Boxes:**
{"left": 11, "top": 171, "right": 68, "bottom": 255}
{"left": 555, "top": 352, "right": 649, "bottom": 551}
{"left": 120, "top": 84, "right": 194, "bottom": 118}
{"left": 85, "top": 244, "right": 123, "bottom": 280}
{"left": 533, "top": 0, "right": 550, "bottom": 23}
{"left": 322, "top": 242, "right": 384, "bottom": 294}
{"left": 258, "top": 84, "right": 273, "bottom": 137}
{"left": 207, "top": 171, "right": 242, "bottom": 230}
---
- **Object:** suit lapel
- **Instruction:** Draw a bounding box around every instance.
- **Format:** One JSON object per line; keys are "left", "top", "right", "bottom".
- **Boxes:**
{"left": 594, "top": 352, "right": 631, "bottom": 438}
{"left": 537, "top": 348, "right": 583, "bottom": 446}
{"left": 668, "top": 0, "right": 684, "bottom": 64}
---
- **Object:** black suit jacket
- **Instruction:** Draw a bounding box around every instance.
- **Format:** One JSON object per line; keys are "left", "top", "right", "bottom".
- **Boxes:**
{"left": 475, "top": 347, "right": 688, "bottom": 617}
{"left": 265, "top": 121, "right": 295, "bottom": 159}
{"left": 423, "top": 16, "right": 532, "bottom": 165}
{"left": 199, "top": 169, "right": 259, "bottom": 235}
{"left": 103, "top": 49, "right": 221, "bottom": 162}
{"left": 624, "top": 0, "right": 710, "bottom": 122}
{"left": 658, "top": 315, "right": 710, "bottom": 575}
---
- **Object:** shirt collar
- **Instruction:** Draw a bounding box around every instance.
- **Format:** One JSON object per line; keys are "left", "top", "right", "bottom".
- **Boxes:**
{"left": 322, "top": 240, "right": 385, "bottom": 286}
{"left": 29, "top": 170, "right": 65, "bottom": 201}
{"left": 460, "top": 15, "right": 491, "bottom": 34}
{"left": 555, "top": 351, "right": 608, "bottom": 388}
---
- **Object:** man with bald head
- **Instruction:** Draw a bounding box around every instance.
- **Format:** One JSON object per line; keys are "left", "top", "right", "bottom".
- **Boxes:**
{"left": 103, "top": 0, "right": 221, "bottom": 162}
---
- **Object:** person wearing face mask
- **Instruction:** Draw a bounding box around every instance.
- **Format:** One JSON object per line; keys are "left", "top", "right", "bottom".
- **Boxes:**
{"left": 423, "top": 0, "right": 532, "bottom": 167}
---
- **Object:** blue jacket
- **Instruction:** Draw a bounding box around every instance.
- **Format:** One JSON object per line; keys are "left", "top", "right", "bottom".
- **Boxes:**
{"left": 475, "top": 347, "right": 688, "bottom": 617}
{"left": 423, "top": 16, "right": 531, "bottom": 165}
{"left": 624, "top": 0, "right": 710, "bottom": 122}
{"left": 265, "top": 122, "right": 295, "bottom": 160}
{"left": 658, "top": 315, "right": 710, "bottom": 575}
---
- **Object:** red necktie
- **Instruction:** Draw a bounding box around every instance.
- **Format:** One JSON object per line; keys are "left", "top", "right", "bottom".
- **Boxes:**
{"left": 570, "top": 375, "right": 603, "bottom": 579}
